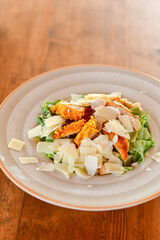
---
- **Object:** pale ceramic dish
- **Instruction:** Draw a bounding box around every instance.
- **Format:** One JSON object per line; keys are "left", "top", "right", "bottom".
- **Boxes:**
{"left": 0, "top": 65, "right": 160, "bottom": 211}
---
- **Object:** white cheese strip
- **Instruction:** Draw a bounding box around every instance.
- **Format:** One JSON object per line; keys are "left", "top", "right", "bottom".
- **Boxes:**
{"left": 108, "top": 156, "right": 122, "bottom": 165}
{"left": 105, "top": 162, "right": 124, "bottom": 173}
{"left": 152, "top": 152, "right": 160, "bottom": 163}
{"left": 145, "top": 167, "right": 152, "bottom": 172}
{"left": 58, "top": 143, "right": 79, "bottom": 162}
{"left": 45, "top": 116, "right": 64, "bottom": 128}
{"left": 74, "top": 168, "right": 91, "bottom": 178}
{"left": 129, "top": 117, "right": 141, "bottom": 131}
{"left": 71, "top": 94, "right": 84, "bottom": 101}
{"left": 91, "top": 98, "right": 106, "bottom": 110}
{"left": 28, "top": 125, "right": 42, "bottom": 139}
{"left": 54, "top": 164, "right": 70, "bottom": 178}
{"left": 103, "top": 120, "right": 130, "bottom": 139}
{"left": 54, "top": 153, "right": 62, "bottom": 164}
{"left": 8, "top": 138, "right": 25, "bottom": 151}
{"left": 118, "top": 115, "right": 133, "bottom": 132}
{"left": 57, "top": 139, "right": 71, "bottom": 145}
{"left": 36, "top": 162, "right": 54, "bottom": 171}
{"left": 19, "top": 157, "right": 39, "bottom": 164}
{"left": 131, "top": 162, "right": 138, "bottom": 167}
{"left": 74, "top": 162, "right": 85, "bottom": 169}
{"left": 84, "top": 155, "right": 98, "bottom": 176}
{"left": 41, "top": 124, "right": 61, "bottom": 137}
{"left": 80, "top": 146, "right": 97, "bottom": 155}
{"left": 36, "top": 142, "right": 59, "bottom": 153}
{"left": 112, "top": 134, "right": 118, "bottom": 144}
{"left": 94, "top": 106, "right": 120, "bottom": 120}
{"left": 91, "top": 154, "right": 102, "bottom": 168}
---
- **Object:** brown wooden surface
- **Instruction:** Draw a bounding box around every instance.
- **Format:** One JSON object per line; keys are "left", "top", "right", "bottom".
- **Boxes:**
{"left": 0, "top": 0, "right": 160, "bottom": 239}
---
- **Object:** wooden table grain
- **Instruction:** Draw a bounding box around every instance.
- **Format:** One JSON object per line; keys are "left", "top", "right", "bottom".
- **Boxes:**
{"left": 0, "top": 0, "right": 160, "bottom": 239}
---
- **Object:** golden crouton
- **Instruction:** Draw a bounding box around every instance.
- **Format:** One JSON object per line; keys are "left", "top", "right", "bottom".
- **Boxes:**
{"left": 74, "top": 116, "right": 99, "bottom": 146}
{"left": 50, "top": 101, "right": 85, "bottom": 121}
{"left": 52, "top": 119, "right": 85, "bottom": 139}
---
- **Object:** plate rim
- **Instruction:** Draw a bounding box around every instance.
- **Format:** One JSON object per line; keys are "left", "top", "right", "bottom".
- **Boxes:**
{"left": 0, "top": 64, "right": 160, "bottom": 210}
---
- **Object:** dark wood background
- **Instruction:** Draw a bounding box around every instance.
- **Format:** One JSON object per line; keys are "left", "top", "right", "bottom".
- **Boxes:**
{"left": 0, "top": 0, "right": 159, "bottom": 239}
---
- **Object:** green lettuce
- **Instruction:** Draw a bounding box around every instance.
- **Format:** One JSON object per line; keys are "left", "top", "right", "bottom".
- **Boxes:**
{"left": 38, "top": 99, "right": 61, "bottom": 126}
{"left": 128, "top": 112, "right": 155, "bottom": 163}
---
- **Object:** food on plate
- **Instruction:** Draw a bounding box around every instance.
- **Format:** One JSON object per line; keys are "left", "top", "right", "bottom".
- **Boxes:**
{"left": 28, "top": 92, "right": 155, "bottom": 178}
{"left": 18, "top": 157, "right": 39, "bottom": 164}
{"left": 8, "top": 138, "right": 25, "bottom": 151}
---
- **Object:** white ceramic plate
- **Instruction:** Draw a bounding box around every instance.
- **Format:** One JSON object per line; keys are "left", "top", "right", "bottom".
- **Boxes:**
{"left": 0, "top": 65, "right": 160, "bottom": 211}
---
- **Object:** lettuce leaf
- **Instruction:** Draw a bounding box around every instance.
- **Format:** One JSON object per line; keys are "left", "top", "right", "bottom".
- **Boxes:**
{"left": 38, "top": 99, "right": 61, "bottom": 126}
{"left": 129, "top": 112, "right": 155, "bottom": 163}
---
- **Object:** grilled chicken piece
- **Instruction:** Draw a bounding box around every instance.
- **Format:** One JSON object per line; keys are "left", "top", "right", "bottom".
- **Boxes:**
{"left": 106, "top": 100, "right": 133, "bottom": 117}
{"left": 50, "top": 101, "right": 85, "bottom": 121}
{"left": 52, "top": 119, "right": 85, "bottom": 139}
{"left": 102, "top": 130, "right": 129, "bottom": 160}
{"left": 74, "top": 116, "right": 99, "bottom": 146}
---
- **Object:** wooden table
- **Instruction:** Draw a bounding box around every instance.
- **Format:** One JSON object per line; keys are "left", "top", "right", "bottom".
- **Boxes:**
{"left": 0, "top": 0, "right": 159, "bottom": 239}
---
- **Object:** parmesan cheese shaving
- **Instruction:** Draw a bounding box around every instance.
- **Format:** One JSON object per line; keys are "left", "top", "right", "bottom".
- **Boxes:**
{"left": 152, "top": 152, "right": 160, "bottom": 163}
{"left": 36, "top": 162, "right": 54, "bottom": 171}
{"left": 28, "top": 125, "right": 42, "bottom": 139}
{"left": 19, "top": 157, "right": 39, "bottom": 164}
{"left": 45, "top": 116, "right": 65, "bottom": 128}
{"left": 84, "top": 155, "right": 98, "bottom": 176}
{"left": 118, "top": 115, "right": 133, "bottom": 132}
{"left": 103, "top": 120, "right": 130, "bottom": 139}
{"left": 54, "top": 164, "right": 70, "bottom": 178}
{"left": 8, "top": 138, "right": 25, "bottom": 151}
{"left": 94, "top": 106, "right": 120, "bottom": 120}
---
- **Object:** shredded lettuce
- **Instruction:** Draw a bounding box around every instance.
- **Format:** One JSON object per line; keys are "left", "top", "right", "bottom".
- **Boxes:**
{"left": 38, "top": 99, "right": 61, "bottom": 126}
{"left": 45, "top": 153, "right": 54, "bottom": 161}
{"left": 130, "top": 107, "right": 141, "bottom": 116}
{"left": 129, "top": 112, "right": 155, "bottom": 163}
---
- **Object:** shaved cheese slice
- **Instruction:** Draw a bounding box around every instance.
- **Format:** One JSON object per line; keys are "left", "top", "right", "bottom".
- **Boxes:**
{"left": 70, "top": 99, "right": 91, "bottom": 106}
{"left": 54, "top": 164, "right": 70, "bottom": 178}
{"left": 80, "top": 146, "right": 97, "bottom": 155}
{"left": 58, "top": 143, "right": 79, "bottom": 162}
{"left": 19, "top": 157, "right": 39, "bottom": 164}
{"left": 152, "top": 152, "right": 160, "bottom": 163}
{"left": 118, "top": 115, "right": 133, "bottom": 132}
{"left": 80, "top": 138, "right": 95, "bottom": 147}
{"left": 36, "top": 162, "right": 54, "bottom": 171}
{"left": 54, "top": 153, "right": 62, "bottom": 163}
{"left": 94, "top": 106, "right": 120, "bottom": 120}
{"left": 112, "top": 134, "right": 118, "bottom": 144}
{"left": 103, "top": 120, "right": 130, "bottom": 139}
{"left": 94, "top": 114, "right": 106, "bottom": 124}
{"left": 145, "top": 167, "right": 152, "bottom": 172}
{"left": 71, "top": 94, "right": 85, "bottom": 101}
{"left": 91, "top": 98, "right": 106, "bottom": 110}
{"left": 130, "top": 117, "right": 141, "bottom": 131}
{"left": 91, "top": 154, "right": 102, "bottom": 168}
{"left": 105, "top": 162, "right": 124, "bottom": 173}
{"left": 74, "top": 168, "right": 91, "bottom": 178}
{"left": 108, "top": 156, "right": 122, "bottom": 165}
{"left": 84, "top": 155, "right": 98, "bottom": 176}
{"left": 132, "top": 162, "right": 138, "bottom": 167}
{"left": 45, "top": 116, "right": 64, "bottom": 128}
{"left": 28, "top": 125, "right": 42, "bottom": 139}
{"left": 57, "top": 139, "right": 71, "bottom": 145}
{"left": 132, "top": 102, "right": 142, "bottom": 109}
{"left": 36, "top": 141, "right": 59, "bottom": 153}
{"left": 41, "top": 124, "right": 61, "bottom": 137}
{"left": 108, "top": 92, "right": 122, "bottom": 98}
{"left": 68, "top": 163, "right": 74, "bottom": 173}
{"left": 8, "top": 138, "right": 25, "bottom": 151}
{"left": 74, "top": 162, "right": 85, "bottom": 169}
